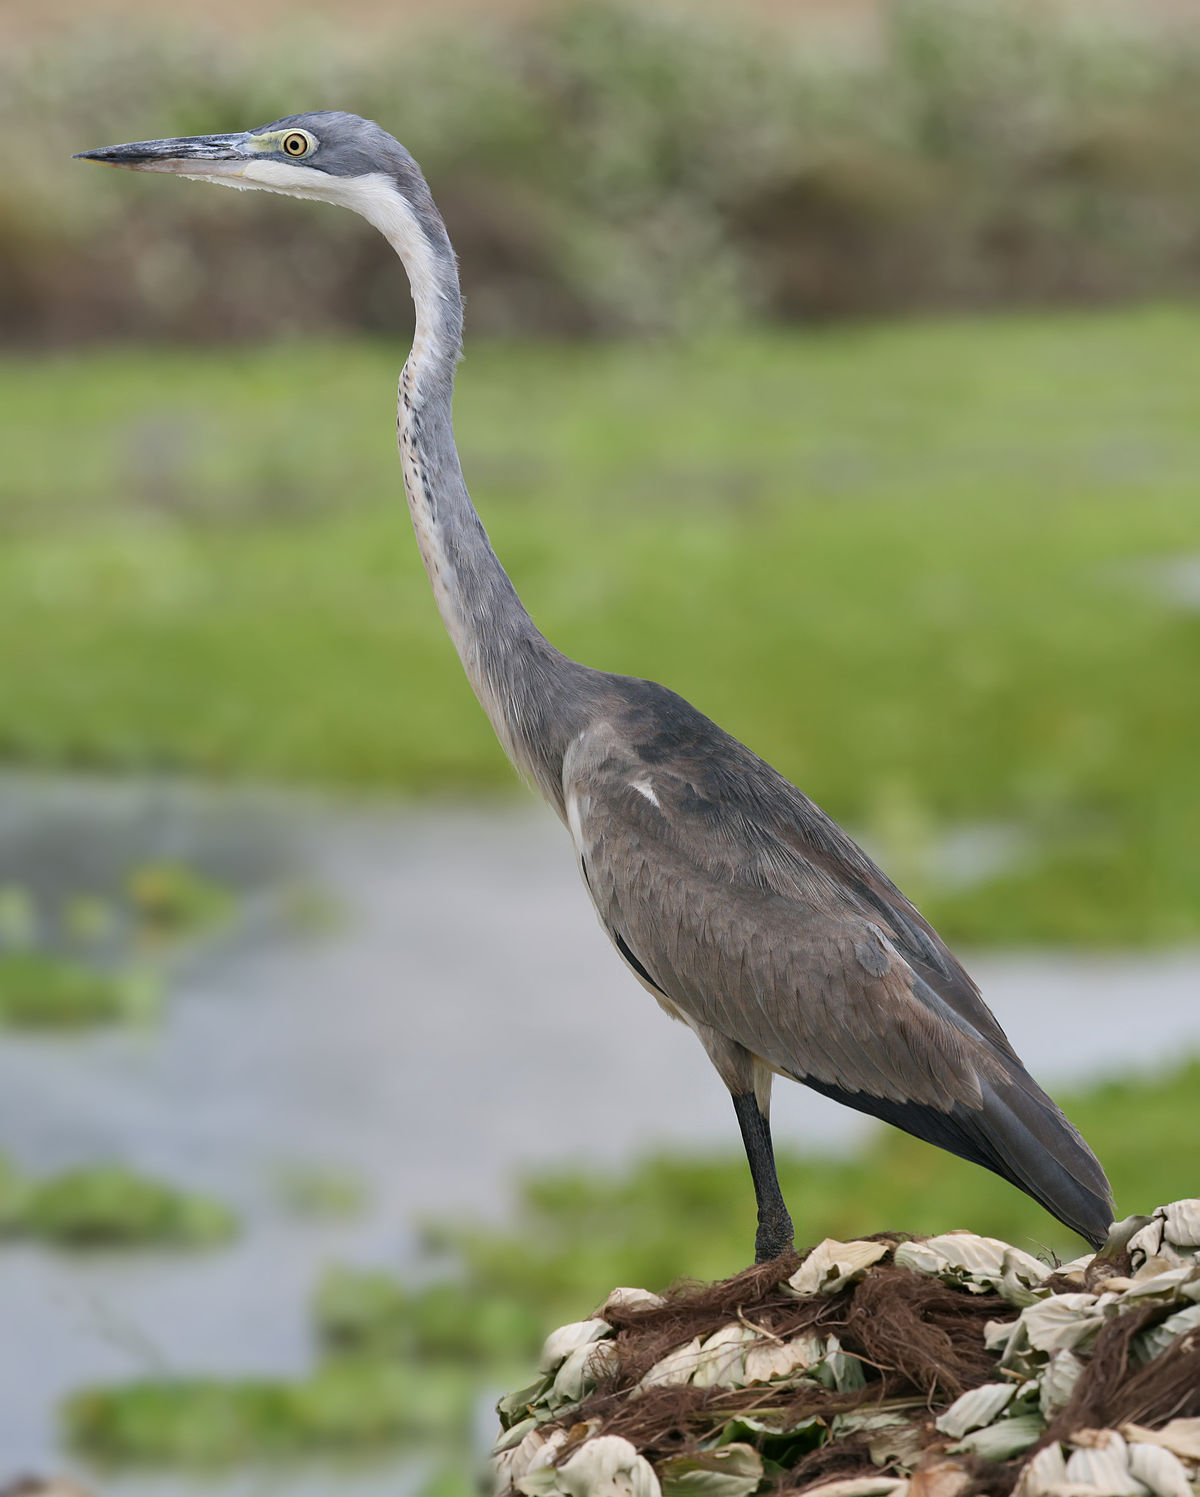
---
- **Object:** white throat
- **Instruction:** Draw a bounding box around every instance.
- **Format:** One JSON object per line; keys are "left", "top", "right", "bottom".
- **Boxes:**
{"left": 219, "top": 157, "right": 531, "bottom": 771}
{"left": 232, "top": 163, "right": 479, "bottom": 670}
{"left": 235, "top": 162, "right": 450, "bottom": 376}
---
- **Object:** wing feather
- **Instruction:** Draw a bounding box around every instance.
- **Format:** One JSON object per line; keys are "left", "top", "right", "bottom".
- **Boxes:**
{"left": 563, "top": 719, "right": 999, "bottom": 1111}
{"left": 558, "top": 681, "right": 1112, "bottom": 1247}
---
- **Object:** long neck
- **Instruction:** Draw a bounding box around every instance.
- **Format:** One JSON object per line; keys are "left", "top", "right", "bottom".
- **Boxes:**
{"left": 356, "top": 176, "right": 587, "bottom": 810}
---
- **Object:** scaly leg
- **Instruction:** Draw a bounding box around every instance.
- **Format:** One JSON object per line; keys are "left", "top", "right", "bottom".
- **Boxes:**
{"left": 732, "top": 1091, "right": 794, "bottom": 1262}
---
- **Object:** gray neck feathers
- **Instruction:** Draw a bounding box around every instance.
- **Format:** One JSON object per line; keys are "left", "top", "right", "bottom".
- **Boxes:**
{"left": 365, "top": 169, "right": 590, "bottom": 810}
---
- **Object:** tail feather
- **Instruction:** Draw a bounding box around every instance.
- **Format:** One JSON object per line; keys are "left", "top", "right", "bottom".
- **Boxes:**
{"left": 797, "top": 1066, "right": 1114, "bottom": 1248}
{"left": 971, "top": 1072, "right": 1113, "bottom": 1248}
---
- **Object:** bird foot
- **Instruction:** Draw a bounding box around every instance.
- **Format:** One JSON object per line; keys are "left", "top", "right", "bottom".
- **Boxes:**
{"left": 754, "top": 1211, "right": 795, "bottom": 1264}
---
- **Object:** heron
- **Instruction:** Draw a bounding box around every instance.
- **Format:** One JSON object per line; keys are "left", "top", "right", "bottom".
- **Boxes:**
{"left": 77, "top": 112, "right": 1114, "bottom": 1259}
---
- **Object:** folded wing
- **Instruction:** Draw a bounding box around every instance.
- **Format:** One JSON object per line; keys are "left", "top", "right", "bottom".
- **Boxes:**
{"left": 563, "top": 702, "right": 1113, "bottom": 1247}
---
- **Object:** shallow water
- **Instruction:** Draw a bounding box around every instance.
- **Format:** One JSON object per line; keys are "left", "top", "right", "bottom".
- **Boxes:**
{"left": 0, "top": 776, "right": 1197, "bottom": 1488}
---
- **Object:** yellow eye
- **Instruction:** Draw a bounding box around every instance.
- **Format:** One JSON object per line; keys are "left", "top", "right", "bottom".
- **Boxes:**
{"left": 282, "top": 131, "right": 310, "bottom": 157}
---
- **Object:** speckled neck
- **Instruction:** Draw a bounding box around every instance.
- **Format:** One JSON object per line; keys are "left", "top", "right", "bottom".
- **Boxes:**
{"left": 350, "top": 169, "right": 591, "bottom": 809}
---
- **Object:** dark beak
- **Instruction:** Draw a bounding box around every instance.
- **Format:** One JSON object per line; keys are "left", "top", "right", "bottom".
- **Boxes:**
{"left": 74, "top": 134, "right": 250, "bottom": 176}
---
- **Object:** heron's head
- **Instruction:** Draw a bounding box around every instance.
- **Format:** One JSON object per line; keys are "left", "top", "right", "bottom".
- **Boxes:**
{"left": 75, "top": 111, "right": 442, "bottom": 239}
{"left": 76, "top": 111, "right": 462, "bottom": 355}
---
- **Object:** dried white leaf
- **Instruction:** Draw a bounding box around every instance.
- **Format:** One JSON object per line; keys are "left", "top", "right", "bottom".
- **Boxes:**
{"left": 907, "top": 1458, "right": 973, "bottom": 1497}
{"left": 868, "top": 1419, "right": 926, "bottom": 1469}
{"left": 517, "top": 1436, "right": 661, "bottom": 1497}
{"left": 1126, "top": 1442, "right": 1194, "bottom": 1497}
{"left": 787, "top": 1238, "right": 891, "bottom": 1297}
{"left": 832, "top": 1404, "right": 924, "bottom": 1440}
{"left": 895, "top": 1234, "right": 1049, "bottom": 1299}
{"left": 936, "top": 1382, "right": 1016, "bottom": 1439}
{"left": 1122, "top": 1418, "right": 1200, "bottom": 1462}
{"left": 599, "top": 1287, "right": 666, "bottom": 1318}
{"left": 950, "top": 1413, "right": 1044, "bottom": 1460}
{"left": 1136, "top": 1303, "right": 1200, "bottom": 1365}
{"left": 1101, "top": 1213, "right": 1157, "bottom": 1260}
{"left": 997, "top": 1319, "right": 1039, "bottom": 1377}
{"left": 823, "top": 1332, "right": 867, "bottom": 1392}
{"left": 691, "top": 1322, "right": 755, "bottom": 1389}
{"left": 497, "top": 1374, "right": 555, "bottom": 1427}
{"left": 984, "top": 1318, "right": 1018, "bottom": 1352}
{"left": 560, "top": 1435, "right": 661, "bottom": 1497}
{"left": 1018, "top": 1293, "right": 1108, "bottom": 1353}
{"left": 1013, "top": 1441, "right": 1068, "bottom": 1497}
{"left": 551, "top": 1337, "right": 617, "bottom": 1406}
{"left": 494, "top": 1415, "right": 538, "bottom": 1456}
{"left": 1135, "top": 1254, "right": 1183, "bottom": 1281}
{"left": 638, "top": 1335, "right": 705, "bottom": 1390}
{"left": 1096, "top": 1275, "right": 1140, "bottom": 1294}
{"left": 539, "top": 1318, "right": 611, "bottom": 1373}
{"left": 1039, "top": 1349, "right": 1085, "bottom": 1418}
{"left": 1130, "top": 1202, "right": 1200, "bottom": 1271}
{"left": 500, "top": 1425, "right": 570, "bottom": 1490}
{"left": 743, "top": 1329, "right": 824, "bottom": 1384}
{"left": 1162, "top": 1200, "right": 1200, "bottom": 1251}
{"left": 1123, "top": 1267, "right": 1198, "bottom": 1301}
{"left": 1064, "top": 1430, "right": 1144, "bottom": 1495}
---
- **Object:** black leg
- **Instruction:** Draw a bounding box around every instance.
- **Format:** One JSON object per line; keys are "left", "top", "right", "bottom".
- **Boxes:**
{"left": 732, "top": 1091, "right": 794, "bottom": 1262}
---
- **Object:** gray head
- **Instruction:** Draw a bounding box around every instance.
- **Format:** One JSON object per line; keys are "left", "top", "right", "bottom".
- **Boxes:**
{"left": 76, "top": 111, "right": 459, "bottom": 349}
{"left": 77, "top": 111, "right": 422, "bottom": 201}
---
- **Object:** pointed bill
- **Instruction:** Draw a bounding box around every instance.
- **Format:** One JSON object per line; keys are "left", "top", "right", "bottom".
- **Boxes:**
{"left": 74, "top": 134, "right": 252, "bottom": 181}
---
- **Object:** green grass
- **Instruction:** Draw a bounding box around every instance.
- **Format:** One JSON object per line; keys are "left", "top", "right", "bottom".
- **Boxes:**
{"left": 62, "top": 1056, "right": 1199, "bottom": 1471}
{"left": 4, "top": 309, "right": 1200, "bottom": 942}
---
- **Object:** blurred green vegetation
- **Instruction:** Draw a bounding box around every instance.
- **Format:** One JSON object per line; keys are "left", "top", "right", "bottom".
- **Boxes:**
{"left": 125, "top": 861, "right": 232, "bottom": 942}
{"left": 272, "top": 1163, "right": 366, "bottom": 1219}
{"left": 0, "top": 862, "right": 233, "bottom": 1027}
{"left": 412, "top": 1059, "right": 1200, "bottom": 1334}
{"left": 12, "top": 5, "right": 1196, "bottom": 1488}
{"left": 3, "top": 310, "right": 1199, "bottom": 944}
{"left": 64, "top": 1361, "right": 472, "bottom": 1466}
{"left": 9, "top": 1, "right": 1200, "bottom": 341}
{"left": 0, "top": 950, "right": 158, "bottom": 1028}
{"left": 0, "top": 1156, "right": 236, "bottom": 1246}
{"left": 63, "top": 1056, "right": 1199, "bottom": 1472}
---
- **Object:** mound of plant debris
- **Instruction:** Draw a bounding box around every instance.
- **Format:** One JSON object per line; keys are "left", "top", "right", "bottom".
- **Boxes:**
{"left": 493, "top": 1201, "right": 1200, "bottom": 1497}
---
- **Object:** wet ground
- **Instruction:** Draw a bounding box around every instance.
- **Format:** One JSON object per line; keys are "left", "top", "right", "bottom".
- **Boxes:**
{"left": 1, "top": 775, "right": 1198, "bottom": 1489}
